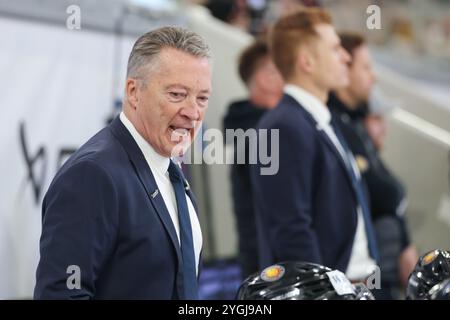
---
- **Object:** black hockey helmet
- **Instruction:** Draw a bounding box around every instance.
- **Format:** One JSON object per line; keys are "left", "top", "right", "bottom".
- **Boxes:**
{"left": 237, "top": 261, "right": 374, "bottom": 300}
{"left": 406, "top": 249, "right": 450, "bottom": 300}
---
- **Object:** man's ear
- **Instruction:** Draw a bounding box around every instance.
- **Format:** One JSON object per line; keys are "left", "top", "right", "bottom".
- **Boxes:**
{"left": 296, "top": 47, "right": 315, "bottom": 75}
{"left": 125, "top": 78, "right": 139, "bottom": 110}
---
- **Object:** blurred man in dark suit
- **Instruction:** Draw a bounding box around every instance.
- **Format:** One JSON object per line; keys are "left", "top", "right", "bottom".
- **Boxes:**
{"left": 34, "top": 27, "right": 212, "bottom": 299}
{"left": 223, "top": 38, "right": 283, "bottom": 278}
{"left": 328, "top": 32, "right": 418, "bottom": 298}
{"left": 251, "top": 7, "right": 380, "bottom": 283}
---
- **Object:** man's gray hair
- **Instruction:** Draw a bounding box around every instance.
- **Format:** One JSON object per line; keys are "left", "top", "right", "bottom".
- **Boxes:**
{"left": 127, "top": 26, "right": 211, "bottom": 81}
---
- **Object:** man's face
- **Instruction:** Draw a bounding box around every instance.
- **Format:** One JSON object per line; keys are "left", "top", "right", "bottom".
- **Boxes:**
{"left": 348, "top": 45, "right": 376, "bottom": 103}
{"left": 133, "top": 48, "right": 211, "bottom": 157}
{"left": 310, "top": 24, "right": 350, "bottom": 91}
{"left": 254, "top": 57, "right": 284, "bottom": 99}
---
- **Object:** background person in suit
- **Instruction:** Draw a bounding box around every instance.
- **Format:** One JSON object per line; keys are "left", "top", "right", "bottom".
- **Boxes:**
{"left": 328, "top": 32, "right": 418, "bottom": 298}
{"left": 34, "top": 26, "right": 212, "bottom": 299}
{"left": 251, "top": 7, "right": 380, "bottom": 283}
{"left": 223, "top": 37, "right": 283, "bottom": 279}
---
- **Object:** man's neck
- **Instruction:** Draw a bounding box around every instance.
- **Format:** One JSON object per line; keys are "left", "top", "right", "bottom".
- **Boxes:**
{"left": 289, "top": 78, "right": 328, "bottom": 105}
{"left": 123, "top": 106, "right": 149, "bottom": 147}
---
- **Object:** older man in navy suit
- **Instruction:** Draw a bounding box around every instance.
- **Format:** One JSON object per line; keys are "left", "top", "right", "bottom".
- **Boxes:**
{"left": 251, "top": 7, "right": 380, "bottom": 283}
{"left": 34, "top": 27, "right": 212, "bottom": 299}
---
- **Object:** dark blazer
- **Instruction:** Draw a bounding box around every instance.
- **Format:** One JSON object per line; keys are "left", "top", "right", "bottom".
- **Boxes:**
{"left": 327, "top": 93, "right": 410, "bottom": 249}
{"left": 251, "top": 94, "right": 359, "bottom": 272}
{"left": 328, "top": 93, "right": 411, "bottom": 288}
{"left": 34, "top": 116, "right": 199, "bottom": 299}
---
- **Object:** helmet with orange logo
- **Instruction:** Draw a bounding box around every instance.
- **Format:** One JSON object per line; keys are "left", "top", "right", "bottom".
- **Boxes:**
{"left": 237, "top": 261, "right": 374, "bottom": 300}
{"left": 406, "top": 249, "right": 450, "bottom": 300}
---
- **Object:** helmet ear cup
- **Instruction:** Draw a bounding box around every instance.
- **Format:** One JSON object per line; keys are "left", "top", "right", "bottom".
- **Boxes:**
{"left": 407, "top": 249, "right": 450, "bottom": 300}
{"left": 428, "top": 279, "right": 450, "bottom": 300}
{"left": 237, "top": 261, "right": 374, "bottom": 300}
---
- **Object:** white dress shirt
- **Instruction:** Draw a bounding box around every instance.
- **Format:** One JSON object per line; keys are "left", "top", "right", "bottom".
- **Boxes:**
{"left": 120, "top": 112, "right": 202, "bottom": 275}
{"left": 284, "top": 84, "right": 376, "bottom": 280}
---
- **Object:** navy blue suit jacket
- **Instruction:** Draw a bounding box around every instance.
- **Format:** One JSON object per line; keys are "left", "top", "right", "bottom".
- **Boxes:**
{"left": 251, "top": 94, "right": 359, "bottom": 272}
{"left": 34, "top": 116, "right": 199, "bottom": 299}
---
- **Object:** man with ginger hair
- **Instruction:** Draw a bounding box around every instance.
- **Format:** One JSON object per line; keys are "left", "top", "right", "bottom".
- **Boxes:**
{"left": 251, "top": 7, "right": 380, "bottom": 285}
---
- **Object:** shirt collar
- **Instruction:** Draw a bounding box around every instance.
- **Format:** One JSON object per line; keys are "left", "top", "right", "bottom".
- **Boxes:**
{"left": 284, "top": 84, "right": 331, "bottom": 127}
{"left": 119, "top": 111, "right": 170, "bottom": 174}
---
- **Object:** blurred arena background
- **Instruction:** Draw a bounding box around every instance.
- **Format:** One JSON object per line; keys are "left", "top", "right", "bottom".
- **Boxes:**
{"left": 0, "top": 0, "right": 449, "bottom": 299}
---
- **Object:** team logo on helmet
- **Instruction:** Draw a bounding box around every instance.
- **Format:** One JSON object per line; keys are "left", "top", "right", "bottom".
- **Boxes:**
{"left": 423, "top": 251, "right": 438, "bottom": 265}
{"left": 261, "top": 265, "right": 285, "bottom": 282}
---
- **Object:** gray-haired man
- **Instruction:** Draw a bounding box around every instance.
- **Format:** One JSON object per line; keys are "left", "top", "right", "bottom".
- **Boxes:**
{"left": 34, "top": 27, "right": 212, "bottom": 299}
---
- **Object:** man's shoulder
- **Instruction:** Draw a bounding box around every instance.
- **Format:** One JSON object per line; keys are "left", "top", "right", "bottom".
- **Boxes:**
{"left": 56, "top": 126, "right": 127, "bottom": 181}
{"left": 257, "top": 94, "right": 314, "bottom": 133}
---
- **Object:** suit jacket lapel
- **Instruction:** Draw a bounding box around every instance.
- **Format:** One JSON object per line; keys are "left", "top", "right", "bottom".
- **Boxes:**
{"left": 316, "top": 128, "right": 349, "bottom": 171}
{"left": 108, "top": 117, "right": 182, "bottom": 263}
{"left": 285, "top": 95, "right": 355, "bottom": 189}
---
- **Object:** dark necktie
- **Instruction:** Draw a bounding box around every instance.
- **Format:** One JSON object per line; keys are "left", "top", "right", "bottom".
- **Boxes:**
{"left": 168, "top": 161, "right": 199, "bottom": 299}
{"left": 330, "top": 118, "right": 380, "bottom": 263}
